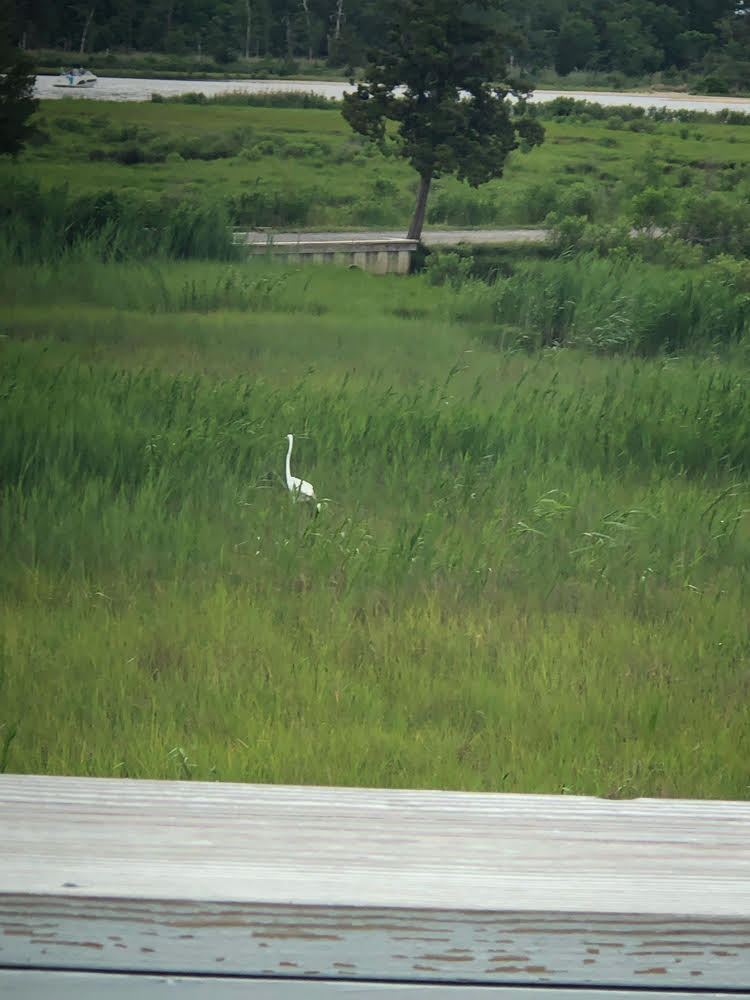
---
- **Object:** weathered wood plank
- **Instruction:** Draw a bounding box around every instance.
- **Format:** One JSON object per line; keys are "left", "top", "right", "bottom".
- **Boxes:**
{"left": 1, "top": 775, "right": 749, "bottom": 988}
{"left": 0, "top": 971, "right": 742, "bottom": 999}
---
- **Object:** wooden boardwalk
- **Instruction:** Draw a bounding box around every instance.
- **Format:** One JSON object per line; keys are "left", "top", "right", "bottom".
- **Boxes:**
{"left": 1, "top": 775, "right": 749, "bottom": 994}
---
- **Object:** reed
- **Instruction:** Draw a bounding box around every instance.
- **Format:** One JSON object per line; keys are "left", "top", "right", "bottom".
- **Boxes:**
{"left": 2, "top": 257, "right": 749, "bottom": 797}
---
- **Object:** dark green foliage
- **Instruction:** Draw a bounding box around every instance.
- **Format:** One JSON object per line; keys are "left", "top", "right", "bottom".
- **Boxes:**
{"left": 0, "top": 44, "right": 38, "bottom": 157}
{"left": 555, "top": 13, "right": 598, "bottom": 75}
{"left": 697, "top": 74, "right": 731, "bottom": 95}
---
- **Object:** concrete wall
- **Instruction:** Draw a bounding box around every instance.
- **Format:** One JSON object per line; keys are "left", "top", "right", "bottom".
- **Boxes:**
{"left": 245, "top": 238, "right": 418, "bottom": 274}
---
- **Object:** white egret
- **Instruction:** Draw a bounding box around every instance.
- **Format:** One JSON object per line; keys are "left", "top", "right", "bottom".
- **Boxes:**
{"left": 285, "top": 434, "right": 316, "bottom": 503}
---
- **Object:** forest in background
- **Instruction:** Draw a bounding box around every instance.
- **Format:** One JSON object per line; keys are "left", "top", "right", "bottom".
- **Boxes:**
{"left": 9, "top": 0, "right": 750, "bottom": 91}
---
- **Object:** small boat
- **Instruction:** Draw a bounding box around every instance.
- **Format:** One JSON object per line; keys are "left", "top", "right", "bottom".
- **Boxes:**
{"left": 52, "top": 68, "right": 98, "bottom": 88}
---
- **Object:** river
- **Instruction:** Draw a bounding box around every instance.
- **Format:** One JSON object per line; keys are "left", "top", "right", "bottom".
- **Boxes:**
{"left": 34, "top": 74, "right": 750, "bottom": 113}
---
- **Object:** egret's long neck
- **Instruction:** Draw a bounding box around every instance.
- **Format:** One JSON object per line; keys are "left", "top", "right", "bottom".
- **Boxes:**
{"left": 285, "top": 438, "right": 293, "bottom": 481}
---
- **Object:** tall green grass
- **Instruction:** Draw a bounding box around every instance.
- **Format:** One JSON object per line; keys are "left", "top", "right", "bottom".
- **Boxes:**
{"left": 2, "top": 260, "right": 750, "bottom": 796}
{"left": 0, "top": 178, "right": 237, "bottom": 263}
{"left": 474, "top": 252, "right": 750, "bottom": 353}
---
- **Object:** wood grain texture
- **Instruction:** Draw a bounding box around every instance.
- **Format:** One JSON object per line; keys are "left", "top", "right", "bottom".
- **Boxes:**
{"left": 1, "top": 775, "right": 749, "bottom": 988}
{"left": 0, "top": 971, "right": 743, "bottom": 999}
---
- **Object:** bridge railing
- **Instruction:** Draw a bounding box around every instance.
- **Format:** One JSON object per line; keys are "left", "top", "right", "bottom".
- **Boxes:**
{"left": 236, "top": 234, "right": 419, "bottom": 273}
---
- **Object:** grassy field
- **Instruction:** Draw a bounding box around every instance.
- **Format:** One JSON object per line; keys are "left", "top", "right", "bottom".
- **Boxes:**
{"left": 2, "top": 252, "right": 749, "bottom": 797}
{"left": 6, "top": 95, "right": 750, "bottom": 231}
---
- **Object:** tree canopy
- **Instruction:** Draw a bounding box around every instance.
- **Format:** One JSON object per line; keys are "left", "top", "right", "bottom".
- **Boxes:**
{"left": 341, "top": 0, "right": 544, "bottom": 240}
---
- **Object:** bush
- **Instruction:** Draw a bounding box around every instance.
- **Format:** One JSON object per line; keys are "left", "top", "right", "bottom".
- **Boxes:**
{"left": 630, "top": 186, "right": 675, "bottom": 230}
{"left": 545, "top": 214, "right": 630, "bottom": 257}
{"left": 424, "top": 250, "right": 475, "bottom": 288}
{"left": 558, "top": 182, "right": 600, "bottom": 221}
{"left": 696, "top": 75, "right": 730, "bottom": 95}
{"left": 513, "top": 181, "right": 558, "bottom": 224}
{"left": 674, "top": 191, "right": 750, "bottom": 256}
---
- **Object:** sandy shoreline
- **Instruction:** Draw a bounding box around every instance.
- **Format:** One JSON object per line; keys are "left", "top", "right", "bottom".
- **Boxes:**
{"left": 33, "top": 75, "right": 750, "bottom": 110}
{"left": 535, "top": 87, "right": 750, "bottom": 105}
{"left": 615, "top": 89, "right": 750, "bottom": 105}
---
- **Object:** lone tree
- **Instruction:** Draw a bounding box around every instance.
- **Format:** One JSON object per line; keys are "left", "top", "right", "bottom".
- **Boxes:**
{"left": 342, "top": 0, "right": 544, "bottom": 241}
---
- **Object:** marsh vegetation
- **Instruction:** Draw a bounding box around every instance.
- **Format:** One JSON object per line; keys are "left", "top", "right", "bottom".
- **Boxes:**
{"left": 1, "top": 97, "right": 749, "bottom": 797}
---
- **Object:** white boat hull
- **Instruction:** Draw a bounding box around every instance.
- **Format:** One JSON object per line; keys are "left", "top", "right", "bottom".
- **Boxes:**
{"left": 52, "top": 71, "right": 98, "bottom": 88}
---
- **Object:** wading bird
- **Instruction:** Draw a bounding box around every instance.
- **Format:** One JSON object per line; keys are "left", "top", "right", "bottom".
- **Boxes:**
{"left": 285, "top": 434, "right": 317, "bottom": 504}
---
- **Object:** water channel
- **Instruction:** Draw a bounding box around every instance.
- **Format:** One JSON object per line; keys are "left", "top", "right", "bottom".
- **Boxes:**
{"left": 34, "top": 74, "right": 750, "bottom": 114}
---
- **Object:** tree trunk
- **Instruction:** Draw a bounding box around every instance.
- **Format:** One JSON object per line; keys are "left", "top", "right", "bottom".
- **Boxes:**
{"left": 407, "top": 173, "right": 432, "bottom": 241}
{"left": 301, "top": 0, "right": 313, "bottom": 60}
{"left": 283, "top": 15, "right": 293, "bottom": 58}
{"left": 333, "top": 0, "right": 344, "bottom": 39}
{"left": 79, "top": 7, "right": 95, "bottom": 54}
{"left": 244, "top": 0, "right": 251, "bottom": 59}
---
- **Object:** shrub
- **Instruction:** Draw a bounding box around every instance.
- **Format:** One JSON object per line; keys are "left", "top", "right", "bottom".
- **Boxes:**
{"left": 513, "top": 181, "right": 558, "bottom": 224}
{"left": 424, "top": 250, "right": 475, "bottom": 288}
{"left": 674, "top": 191, "right": 750, "bottom": 256}
{"left": 696, "top": 75, "right": 730, "bottom": 95}
{"left": 630, "top": 186, "right": 675, "bottom": 230}
{"left": 558, "top": 182, "right": 600, "bottom": 221}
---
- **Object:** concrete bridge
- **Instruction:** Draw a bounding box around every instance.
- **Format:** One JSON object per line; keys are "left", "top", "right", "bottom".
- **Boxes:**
{"left": 235, "top": 229, "right": 548, "bottom": 274}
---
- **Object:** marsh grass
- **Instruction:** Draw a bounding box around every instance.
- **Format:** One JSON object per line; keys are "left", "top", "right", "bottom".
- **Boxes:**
{"left": 480, "top": 253, "right": 750, "bottom": 353}
{"left": 4, "top": 97, "right": 750, "bottom": 797}
{"left": 6, "top": 99, "right": 750, "bottom": 236}
{"left": 2, "top": 256, "right": 750, "bottom": 797}
{"left": 0, "top": 179, "right": 238, "bottom": 263}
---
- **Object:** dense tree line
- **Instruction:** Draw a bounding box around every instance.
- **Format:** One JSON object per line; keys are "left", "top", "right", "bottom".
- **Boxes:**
{"left": 9, "top": 1, "right": 750, "bottom": 88}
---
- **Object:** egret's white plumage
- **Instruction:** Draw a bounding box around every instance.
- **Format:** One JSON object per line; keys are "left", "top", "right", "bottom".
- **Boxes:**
{"left": 285, "top": 433, "right": 316, "bottom": 502}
